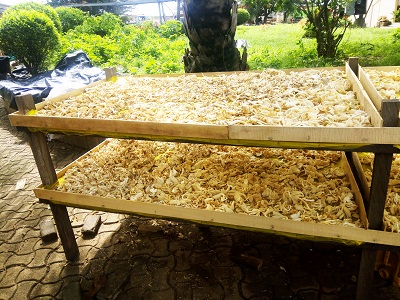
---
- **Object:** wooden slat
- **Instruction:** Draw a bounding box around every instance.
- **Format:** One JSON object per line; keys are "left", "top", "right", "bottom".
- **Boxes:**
{"left": 8, "top": 114, "right": 400, "bottom": 149}
{"left": 359, "top": 66, "right": 384, "bottom": 111}
{"left": 35, "top": 79, "right": 105, "bottom": 110}
{"left": 8, "top": 116, "right": 229, "bottom": 140}
{"left": 228, "top": 126, "right": 400, "bottom": 145}
{"left": 32, "top": 189, "right": 400, "bottom": 247}
{"left": 351, "top": 152, "right": 370, "bottom": 201}
{"left": 341, "top": 152, "right": 368, "bottom": 229}
{"left": 346, "top": 63, "right": 383, "bottom": 127}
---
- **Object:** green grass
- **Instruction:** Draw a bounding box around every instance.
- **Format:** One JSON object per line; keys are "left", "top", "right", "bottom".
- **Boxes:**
{"left": 236, "top": 23, "right": 400, "bottom": 69}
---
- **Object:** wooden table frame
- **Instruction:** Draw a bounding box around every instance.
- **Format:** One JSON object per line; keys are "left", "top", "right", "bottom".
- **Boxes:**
{"left": 10, "top": 61, "right": 400, "bottom": 299}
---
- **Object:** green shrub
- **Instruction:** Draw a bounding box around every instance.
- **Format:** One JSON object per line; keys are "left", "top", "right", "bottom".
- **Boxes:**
{"left": 394, "top": 28, "right": 400, "bottom": 41}
{"left": 59, "top": 22, "right": 186, "bottom": 74}
{"left": 56, "top": 6, "right": 88, "bottom": 33}
{"left": 0, "top": 9, "right": 60, "bottom": 74}
{"left": 77, "top": 12, "right": 124, "bottom": 37}
{"left": 158, "top": 20, "right": 183, "bottom": 39}
{"left": 394, "top": 9, "right": 400, "bottom": 22}
{"left": 4, "top": 2, "right": 62, "bottom": 32}
{"left": 237, "top": 8, "right": 250, "bottom": 25}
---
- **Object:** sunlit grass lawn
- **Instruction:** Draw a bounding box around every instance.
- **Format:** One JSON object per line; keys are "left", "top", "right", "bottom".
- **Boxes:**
{"left": 236, "top": 23, "right": 400, "bottom": 69}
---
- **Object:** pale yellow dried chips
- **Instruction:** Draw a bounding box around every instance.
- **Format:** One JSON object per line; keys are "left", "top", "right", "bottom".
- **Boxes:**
{"left": 57, "top": 139, "right": 362, "bottom": 228}
{"left": 364, "top": 68, "right": 400, "bottom": 99}
{"left": 38, "top": 69, "right": 372, "bottom": 127}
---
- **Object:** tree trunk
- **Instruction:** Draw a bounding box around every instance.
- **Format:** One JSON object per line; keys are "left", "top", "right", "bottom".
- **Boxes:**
{"left": 182, "top": 0, "right": 248, "bottom": 73}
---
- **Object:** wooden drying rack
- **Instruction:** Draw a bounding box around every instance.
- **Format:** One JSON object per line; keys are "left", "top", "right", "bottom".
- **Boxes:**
{"left": 9, "top": 58, "right": 400, "bottom": 300}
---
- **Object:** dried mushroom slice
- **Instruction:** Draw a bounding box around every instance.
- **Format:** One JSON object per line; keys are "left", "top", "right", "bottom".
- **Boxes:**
{"left": 38, "top": 69, "right": 372, "bottom": 127}
{"left": 56, "top": 139, "right": 362, "bottom": 228}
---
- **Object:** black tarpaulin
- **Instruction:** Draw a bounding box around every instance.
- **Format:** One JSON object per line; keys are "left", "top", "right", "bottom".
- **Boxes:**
{"left": 1, "top": 50, "right": 105, "bottom": 110}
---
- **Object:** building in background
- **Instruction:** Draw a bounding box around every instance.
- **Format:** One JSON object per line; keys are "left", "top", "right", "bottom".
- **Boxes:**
{"left": 348, "top": 0, "right": 399, "bottom": 27}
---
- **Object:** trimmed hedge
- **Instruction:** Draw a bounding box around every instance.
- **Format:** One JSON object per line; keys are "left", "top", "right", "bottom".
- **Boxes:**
{"left": 0, "top": 9, "right": 61, "bottom": 74}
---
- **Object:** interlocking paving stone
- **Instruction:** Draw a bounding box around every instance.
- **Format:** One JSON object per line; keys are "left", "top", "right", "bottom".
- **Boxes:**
{"left": 289, "top": 273, "right": 320, "bottom": 293}
{"left": 115, "top": 287, "right": 145, "bottom": 300}
{"left": 30, "top": 281, "right": 63, "bottom": 299}
{"left": 0, "top": 285, "right": 17, "bottom": 300}
{"left": 61, "top": 281, "right": 81, "bottom": 300}
{"left": 13, "top": 280, "right": 38, "bottom": 300}
{"left": 220, "top": 278, "right": 242, "bottom": 299}
{"left": 40, "top": 262, "right": 65, "bottom": 285}
{"left": 17, "top": 267, "right": 47, "bottom": 283}
{"left": 126, "top": 270, "right": 152, "bottom": 289}
{"left": 0, "top": 230, "right": 15, "bottom": 243}
{"left": 143, "top": 288, "right": 175, "bottom": 300}
{"left": 97, "top": 271, "right": 130, "bottom": 299}
{"left": 28, "top": 248, "right": 53, "bottom": 268}
{"left": 175, "top": 282, "right": 193, "bottom": 299}
{"left": 150, "top": 267, "right": 171, "bottom": 291}
{"left": 33, "top": 238, "right": 61, "bottom": 252}
{"left": 151, "top": 238, "right": 170, "bottom": 257}
{"left": 214, "top": 265, "right": 243, "bottom": 281}
{"left": 5, "top": 252, "right": 35, "bottom": 268}
{"left": 192, "top": 285, "right": 224, "bottom": 300}
{"left": 174, "top": 249, "right": 191, "bottom": 271}
{"left": 0, "top": 266, "right": 22, "bottom": 288}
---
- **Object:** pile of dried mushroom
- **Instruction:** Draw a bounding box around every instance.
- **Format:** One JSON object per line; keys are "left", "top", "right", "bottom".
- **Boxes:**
{"left": 358, "top": 153, "right": 400, "bottom": 233}
{"left": 37, "top": 69, "right": 372, "bottom": 127}
{"left": 364, "top": 68, "right": 400, "bottom": 99}
{"left": 56, "top": 139, "right": 362, "bottom": 228}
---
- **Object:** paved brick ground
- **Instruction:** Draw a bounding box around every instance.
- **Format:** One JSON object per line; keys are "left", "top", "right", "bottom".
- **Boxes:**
{"left": 1, "top": 100, "right": 400, "bottom": 300}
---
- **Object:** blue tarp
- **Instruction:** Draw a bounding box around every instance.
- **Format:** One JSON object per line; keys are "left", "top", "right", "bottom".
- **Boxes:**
{"left": 1, "top": 50, "right": 105, "bottom": 110}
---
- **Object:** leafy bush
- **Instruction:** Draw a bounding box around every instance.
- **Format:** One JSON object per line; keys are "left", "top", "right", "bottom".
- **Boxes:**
{"left": 59, "top": 22, "right": 186, "bottom": 74}
{"left": 394, "top": 28, "right": 400, "bottom": 41}
{"left": 76, "top": 12, "right": 124, "bottom": 37}
{"left": 158, "top": 20, "right": 183, "bottom": 39}
{"left": 237, "top": 8, "right": 250, "bottom": 25}
{"left": 0, "top": 9, "right": 60, "bottom": 74}
{"left": 55, "top": 6, "right": 88, "bottom": 33}
{"left": 4, "top": 2, "right": 62, "bottom": 32}
{"left": 394, "top": 9, "right": 400, "bottom": 22}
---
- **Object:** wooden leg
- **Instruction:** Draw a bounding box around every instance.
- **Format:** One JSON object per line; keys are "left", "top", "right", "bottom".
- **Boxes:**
{"left": 15, "top": 95, "right": 79, "bottom": 261}
{"left": 356, "top": 99, "right": 400, "bottom": 299}
{"left": 50, "top": 203, "right": 79, "bottom": 261}
{"left": 356, "top": 248, "right": 376, "bottom": 300}
{"left": 357, "top": 152, "right": 393, "bottom": 299}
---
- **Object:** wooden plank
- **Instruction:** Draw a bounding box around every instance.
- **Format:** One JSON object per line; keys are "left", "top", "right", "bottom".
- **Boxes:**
{"left": 346, "top": 63, "right": 383, "bottom": 127}
{"left": 363, "top": 66, "right": 400, "bottom": 72}
{"left": 35, "top": 79, "right": 105, "bottom": 110}
{"left": 359, "top": 66, "right": 384, "bottom": 111}
{"left": 228, "top": 126, "right": 400, "bottom": 145}
{"left": 32, "top": 188, "right": 400, "bottom": 247}
{"left": 8, "top": 116, "right": 229, "bottom": 140}
{"left": 341, "top": 152, "right": 368, "bottom": 229}
{"left": 8, "top": 114, "right": 400, "bottom": 149}
{"left": 351, "top": 152, "right": 370, "bottom": 202}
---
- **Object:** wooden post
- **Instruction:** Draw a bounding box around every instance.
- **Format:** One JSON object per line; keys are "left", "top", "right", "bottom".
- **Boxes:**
{"left": 348, "top": 57, "right": 359, "bottom": 77}
{"left": 15, "top": 94, "right": 79, "bottom": 261}
{"left": 356, "top": 99, "right": 400, "bottom": 300}
{"left": 104, "top": 67, "right": 117, "bottom": 80}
